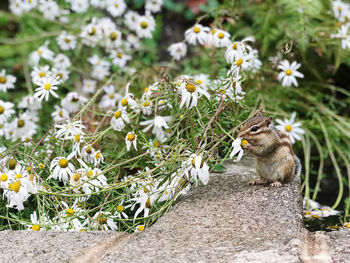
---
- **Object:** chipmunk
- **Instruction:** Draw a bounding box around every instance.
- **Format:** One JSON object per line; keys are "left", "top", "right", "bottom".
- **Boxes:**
{"left": 237, "top": 112, "right": 301, "bottom": 187}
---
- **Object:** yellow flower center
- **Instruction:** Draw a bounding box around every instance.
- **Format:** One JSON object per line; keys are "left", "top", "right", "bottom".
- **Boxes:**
{"left": 29, "top": 174, "right": 35, "bottom": 181}
{"left": 0, "top": 106, "right": 4, "bottom": 114}
{"left": 44, "top": 83, "right": 51, "bottom": 90}
{"left": 0, "top": 174, "right": 8, "bottom": 182}
{"left": 10, "top": 181, "right": 21, "bottom": 193}
{"left": 121, "top": 98, "right": 128, "bottom": 106}
{"left": 285, "top": 125, "right": 292, "bottom": 132}
{"left": 117, "top": 52, "right": 123, "bottom": 58}
{"left": 144, "top": 87, "right": 149, "bottom": 93}
{"left": 218, "top": 32, "right": 225, "bottom": 39}
{"left": 37, "top": 50, "right": 43, "bottom": 55}
{"left": 186, "top": 83, "right": 196, "bottom": 93}
{"left": 241, "top": 139, "right": 248, "bottom": 147}
{"left": 86, "top": 147, "right": 92, "bottom": 154}
{"left": 17, "top": 119, "right": 25, "bottom": 128}
{"left": 88, "top": 27, "right": 96, "bottom": 36}
{"left": 39, "top": 72, "right": 46, "bottom": 77}
{"left": 109, "top": 32, "right": 118, "bottom": 40}
{"left": 66, "top": 208, "right": 74, "bottom": 216}
{"left": 96, "top": 152, "right": 101, "bottom": 159}
{"left": 64, "top": 38, "right": 70, "bottom": 43}
{"left": 236, "top": 58, "right": 243, "bottom": 66}
{"left": 0, "top": 76, "right": 6, "bottom": 84}
{"left": 159, "top": 100, "right": 165, "bottom": 104}
{"left": 8, "top": 159, "right": 17, "bottom": 170}
{"left": 109, "top": 94, "right": 115, "bottom": 99}
{"left": 32, "top": 225, "right": 40, "bottom": 231}
{"left": 113, "top": 111, "right": 122, "bottom": 119}
{"left": 114, "top": 3, "right": 119, "bottom": 7}
{"left": 196, "top": 79, "right": 203, "bottom": 84}
{"left": 193, "top": 27, "right": 200, "bottom": 33}
{"left": 137, "top": 225, "right": 145, "bottom": 231}
{"left": 232, "top": 42, "right": 238, "bottom": 50}
{"left": 127, "top": 133, "right": 135, "bottom": 141}
{"left": 58, "top": 110, "right": 63, "bottom": 117}
{"left": 344, "top": 223, "right": 350, "bottom": 228}
{"left": 73, "top": 173, "right": 80, "bottom": 181}
{"left": 143, "top": 101, "right": 150, "bottom": 107}
{"left": 312, "top": 214, "right": 319, "bottom": 219}
{"left": 153, "top": 141, "right": 159, "bottom": 147}
{"left": 38, "top": 163, "right": 44, "bottom": 169}
{"left": 58, "top": 158, "right": 69, "bottom": 168}
{"left": 116, "top": 205, "right": 124, "bottom": 212}
{"left": 15, "top": 174, "right": 22, "bottom": 179}
{"left": 146, "top": 197, "right": 151, "bottom": 209}
{"left": 74, "top": 134, "right": 80, "bottom": 142}
{"left": 141, "top": 21, "right": 148, "bottom": 29}
{"left": 211, "top": 29, "right": 217, "bottom": 35}
{"left": 219, "top": 89, "right": 226, "bottom": 94}
{"left": 285, "top": 69, "right": 292, "bottom": 75}
{"left": 88, "top": 170, "right": 93, "bottom": 177}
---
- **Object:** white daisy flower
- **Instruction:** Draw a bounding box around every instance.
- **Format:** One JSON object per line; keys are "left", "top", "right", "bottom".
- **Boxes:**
{"left": 110, "top": 50, "right": 131, "bottom": 67}
{"left": 29, "top": 41, "right": 54, "bottom": 66}
{"left": 141, "top": 99, "right": 152, "bottom": 115}
{"left": 99, "top": 85, "right": 122, "bottom": 109}
{"left": 193, "top": 74, "right": 210, "bottom": 90}
{"left": 61, "top": 92, "right": 88, "bottom": 113}
{"left": 81, "top": 146, "right": 96, "bottom": 164}
{"left": 275, "top": 112, "right": 305, "bottom": 144}
{"left": 33, "top": 75, "right": 59, "bottom": 101}
{"left": 227, "top": 50, "right": 252, "bottom": 77}
{"left": 140, "top": 116, "right": 171, "bottom": 141}
{"left": 185, "top": 24, "right": 210, "bottom": 45}
{"left": 106, "top": 0, "right": 126, "bottom": 17}
{"left": 125, "top": 132, "right": 137, "bottom": 151}
{"left": 51, "top": 67, "right": 70, "bottom": 83}
{"left": 119, "top": 83, "right": 139, "bottom": 110}
{"left": 31, "top": 65, "right": 51, "bottom": 82}
{"left": 91, "top": 211, "right": 118, "bottom": 231}
{"left": 110, "top": 109, "right": 130, "bottom": 131}
{"left": 331, "top": 24, "right": 350, "bottom": 50}
{"left": 57, "top": 30, "right": 77, "bottom": 50}
{"left": 277, "top": 60, "right": 304, "bottom": 87}
{"left": 9, "top": 113, "right": 37, "bottom": 141}
{"left": 49, "top": 157, "right": 75, "bottom": 182}
{"left": 126, "top": 33, "right": 140, "bottom": 49}
{"left": 0, "top": 100, "right": 15, "bottom": 124}
{"left": 115, "top": 200, "right": 131, "bottom": 219}
{"left": 55, "top": 120, "right": 85, "bottom": 140}
{"left": 51, "top": 105, "right": 69, "bottom": 122}
{"left": 18, "top": 95, "right": 42, "bottom": 112}
{"left": 185, "top": 154, "right": 210, "bottom": 185}
{"left": 145, "top": 0, "right": 162, "bottom": 13}
{"left": 68, "top": 0, "right": 89, "bottom": 13}
{"left": 179, "top": 80, "right": 210, "bottom": 109}
{"left": 5, "top": 179, "right": 30, "bottom": 210}
{"left": 124, "top": 11, "right": 140, "bottom": 31}
{"left": 229, "top": 138, "right": 247, "bottom": 162}
{"left": 105, "top": 28, "right": 123, "bottom": 49}
{"left": 135, "top": 15, "right": 156, "bottom": 38}
{"left": 82, "top": 79, "right": 96, "bottom": 94}
{"left": 168, "top": 42, "right": 187, "bottom": 61}
{"left": 38, "top": 0, "right": 60, "bottom": 21}
{"left": 212, "top": 29, "right": 231, "bottom": 48}
{"left": 0, "top": 69, "right": 16, "bottom": 92}
{"left": 54, "top": 53, "right": 71, "bottom": 70}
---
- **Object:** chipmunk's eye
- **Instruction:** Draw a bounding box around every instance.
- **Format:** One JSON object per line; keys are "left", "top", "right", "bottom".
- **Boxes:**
{"left": 251, "top": 126, "right": 259, "bottom": 132}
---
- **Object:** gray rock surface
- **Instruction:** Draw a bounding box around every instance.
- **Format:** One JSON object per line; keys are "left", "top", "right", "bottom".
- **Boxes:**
{"left": 102, "top": 157, "right": 304, "bottom": 262}
{"left": 0, "top": 231, "right": 115, "bottom": 263}
{"left": 4, "top": 157, "right": 348, "bottom": 263}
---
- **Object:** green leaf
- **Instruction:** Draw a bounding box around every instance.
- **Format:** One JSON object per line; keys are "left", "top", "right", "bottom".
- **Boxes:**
{"left": 212, "top": 164, "right": 226, "bottom": 173}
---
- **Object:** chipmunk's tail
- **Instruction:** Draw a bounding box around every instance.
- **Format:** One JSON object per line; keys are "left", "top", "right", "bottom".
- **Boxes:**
{"left": 293, "top": 154, "right": 302, "bottom": 177}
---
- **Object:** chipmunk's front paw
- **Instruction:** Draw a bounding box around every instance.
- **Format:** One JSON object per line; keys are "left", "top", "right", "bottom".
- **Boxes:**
{"left": 242, "top": 143, "right": 253, "bottom": 152}
{"left": 249, "top": 179, "right": 267, "bottom": 185}
{"left": 269, "top": 181, "right": 282, "bottom": 188}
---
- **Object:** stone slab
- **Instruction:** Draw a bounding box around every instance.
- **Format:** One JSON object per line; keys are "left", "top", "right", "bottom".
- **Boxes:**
{"left": 102, "top": 157, "right": 304, "bottom": 262}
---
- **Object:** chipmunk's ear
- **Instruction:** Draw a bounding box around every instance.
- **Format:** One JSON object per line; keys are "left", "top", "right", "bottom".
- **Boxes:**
{"left": 265, "top": 116, "right": 273, "bottom": 126}
{"left": 256, "top": 112, "right": 263, "bottom": 117}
